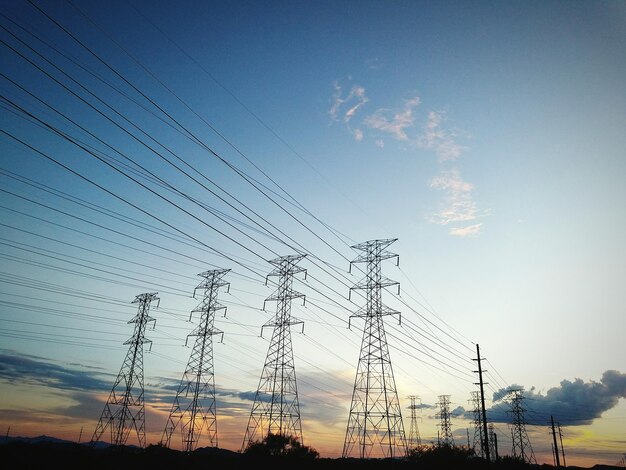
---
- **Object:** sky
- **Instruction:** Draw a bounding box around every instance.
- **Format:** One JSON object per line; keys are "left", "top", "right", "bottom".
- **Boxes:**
{"left": 0, "top": 0, "right": 625, "bottom": 465}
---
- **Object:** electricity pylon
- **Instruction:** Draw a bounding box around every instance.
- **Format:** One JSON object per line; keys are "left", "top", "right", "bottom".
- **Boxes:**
{"left": 407, "top": 395, "right": 422, "bottom": 449}
{"left": 488, "top": 423, "right": 498, "bottom": 461}
{"left": 161, "top": 269, "right": 230, "bottom": 451}
{"left": 342, "top": 238, "right": 407, "bottom": 459}
{"left": 241, "top": 254, "right": 307, "bottom": 451}
{"left": 437, "top": 395, "right": 454, "bottom": 447}
{"left": 91, "top": 292, "right": 158, "bottom": 448}
{"left": 469, "top": 391, "right": 484, "bottom": 457}
{"left": 508, "top": 389, "right": 536, "bottom": 464}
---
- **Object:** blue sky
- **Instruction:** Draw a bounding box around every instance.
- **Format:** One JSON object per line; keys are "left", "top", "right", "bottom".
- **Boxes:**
{"left": 1, "top": 0, "right": 625, "bottom": 465}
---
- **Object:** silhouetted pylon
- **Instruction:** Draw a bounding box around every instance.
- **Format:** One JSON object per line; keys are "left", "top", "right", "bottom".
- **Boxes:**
{"left": 508, "top": 389, "right": 536, "bottom": 464}
{"left": 241, "top": 254, "right": 307, "bottom": 451}
{"left": 469, "top": 391, "right": 484, "bottom": 457}
{"left": 342, "top": 238, "right": 407, "bottom": 459}
{"left": 407, "top": 395, "right": 422, "bottom": 449}
{"left": 161, "top": 269, "right": 230, "bottom": 451}
{"left": 91, "top": 292, "right": 158, "bottom": 447}
{"left": 436, "top": 394, "right": 454, "bottom": 447}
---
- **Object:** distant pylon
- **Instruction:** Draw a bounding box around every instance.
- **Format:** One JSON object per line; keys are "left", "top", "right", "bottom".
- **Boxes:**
{"left": 91, "top": 292, "right": 159, "bottom": 448}
{"left": 342, "top": 238, "right": 407, "bottom": 459}
{"left": 161, "top": 269, "right": 230, "bottom": 452}
{"left": 436, "top": 395, "right": 454, "bottom": 447}
{"left": 469, "top": 391, "right": 484, "bottom": 457}
{"left": 241, "top": 254, "right": 307, "bottom": 451}
{"left": 407, "top": 395, "right": 422, "bottom": 449}
{"left": 488, "top": 423, "right": 498, "bottom": 461}
{"left": 508, "top": 389, "right": 536, "bottom": 464}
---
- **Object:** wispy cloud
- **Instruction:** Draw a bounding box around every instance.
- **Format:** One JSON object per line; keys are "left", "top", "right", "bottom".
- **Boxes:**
{"left": 418, "top": 111, "right": 466, "bottom": 162}
{"left": 353, "top": 128, "right": 363, "bottom": 141}
{"left": 450, "top": 223, "right": 482, "bottom": 237}
{"left": 0, "top": 349, "right": 111, "bottom": 392}
{"left": 429, "top": 168, "right": 480, "bottom": 229}
{"left": 364, "top": 96, "right": 421, "bottom": 141}
{"left": 375, "top": 139, "right": 384, "bottom": 148}
{"left": 329, "top": 82, "right": 369, "bottom": 123}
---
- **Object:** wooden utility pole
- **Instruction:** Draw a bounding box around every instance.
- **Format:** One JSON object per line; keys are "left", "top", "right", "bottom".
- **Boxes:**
{"left": 474, "top": 344, "right": 491, "bottom": 462}
{"left": 551, "top": 415, "right": 561, "bottom": 467}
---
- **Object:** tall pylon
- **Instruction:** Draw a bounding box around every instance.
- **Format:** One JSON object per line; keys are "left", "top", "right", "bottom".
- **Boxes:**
{"left": 91, "top": 292, "right": 159, "bottom": 448}
{"left": 241, "top": 254, "right": 307, "bottom": 451}
{"left": 469, "top": 391, "right": 484, "bottom": 457}
{"left": 342, "top": 238, "right": 407, "bottom": 459}
{"left": 407, "top": 395, "right": 422, "bottom": 449}
{"left": 436, "top": 395, "right": 454, "bottom": 447}
{"left": 508, "top": 389, "right": 536, "bottom": 464}
{"left": 161, "top": 269, "right": 230, "bottom": 452}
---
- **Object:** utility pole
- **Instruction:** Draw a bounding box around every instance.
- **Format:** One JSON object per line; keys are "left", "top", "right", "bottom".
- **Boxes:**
{"left": 551, "top": 415, "right": 561, "bottom": 467}
{"left": 241, "top": 255, "right": 307, "bottom": 451}
{"left": 491, "top": 428, "right": 499, "bottom": 461}
{"left": 78, "top": 426, "right": 83, "bottom": 444}
{"left": 162, "top": 269, "right": 230, "bottom": 452}
{"left": 473, "top": 344, "right": 491, "bottom": 462}
{"left": 558, "top": 423, "right": 567, "bottom": 467}
{"left": 91, "top": 292, "right": 158, "bottom": 448}
{"left": 342, "top": 239, "right": 407, "bottom": 459}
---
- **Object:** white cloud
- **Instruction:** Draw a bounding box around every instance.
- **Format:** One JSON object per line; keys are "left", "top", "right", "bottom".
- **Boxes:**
{"left": 329, "top": 82, "right": 369, "bottom": 123}
{"left": 375, "top": 139, "right": 384, "bottom": 148}
{"left": 354, "top": 129, "right": 363, "bottom": 141}
{"left": 429, "top": 168, "right": 478, "bottom": 226}
{"left": 418, "top": 111, "right": 466, "bottom": 162}
{"left": 329, "top": 81, "right": 343, "bottom": 121}
{"left": 364, "top": 96, "right": 421, "bottom": 141}
{"left": 450, "top": 223, "right": 483, "bottom": 237}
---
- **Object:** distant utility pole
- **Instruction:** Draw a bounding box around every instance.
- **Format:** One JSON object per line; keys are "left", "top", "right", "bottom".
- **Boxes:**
{"left": 342, "top": 239, "right": 407, "bottom": 459}
{"left": 473, "top": 344, "right": 491, "bottom": 462}
{"left": 558, "top": 423, "right": 567, "bottom": 467}
{"left": 489, "top": 425, "right": 499, "bottom": 462}
{"left": 508, "top": 389, "right": 536, "bottom": 464}
{"left": 241, "top": 255, "right": 307, "bottom": 451}
{"left": 407, "top": 395, "right": 422, "bottom": 449}
{"left": 436, "top": 395, "right": 454, "bottom": 447}
{"left": 78, "top": 426, "right": 83, "bottom": 444}
{"left": 91, "top": 292, "right": 159, "bottom": 448}
{"left": 551, "top": 415, "right": 561, "bottom": 467}
{"left": 161, "top": 269, "right": 230, "bottom": 452}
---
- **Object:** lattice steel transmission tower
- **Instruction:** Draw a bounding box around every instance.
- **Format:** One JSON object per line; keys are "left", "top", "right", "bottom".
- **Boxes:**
{"left": 91, "top": 292, "right": 158, "bottom": 448}
{"left": 342, "top": 238, "right": 407, "bottom": 459}
{"left": 508, "top": 389, "right": 536, "bottom": 464}
{"left": 437, "top": 395, "right": 454, "bottom": 447}
{"left": 469, "top": 391, "right": 484, "bottom": 457}
{"left": 488, "top": 423, "right": 498, "bottom": 461}
{"left": 161, "top": 269, "right": 230, "bottom": 452}
{"left": 407, "top": 395, "right": 422, "bottom": 449}
{"left": 241, "top": 255, "right": 307, "bottom": 451}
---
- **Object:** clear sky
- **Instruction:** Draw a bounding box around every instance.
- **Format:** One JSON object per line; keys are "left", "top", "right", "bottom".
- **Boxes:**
{"left": 1, "top": 0, "right": 625, "bottom": 466}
